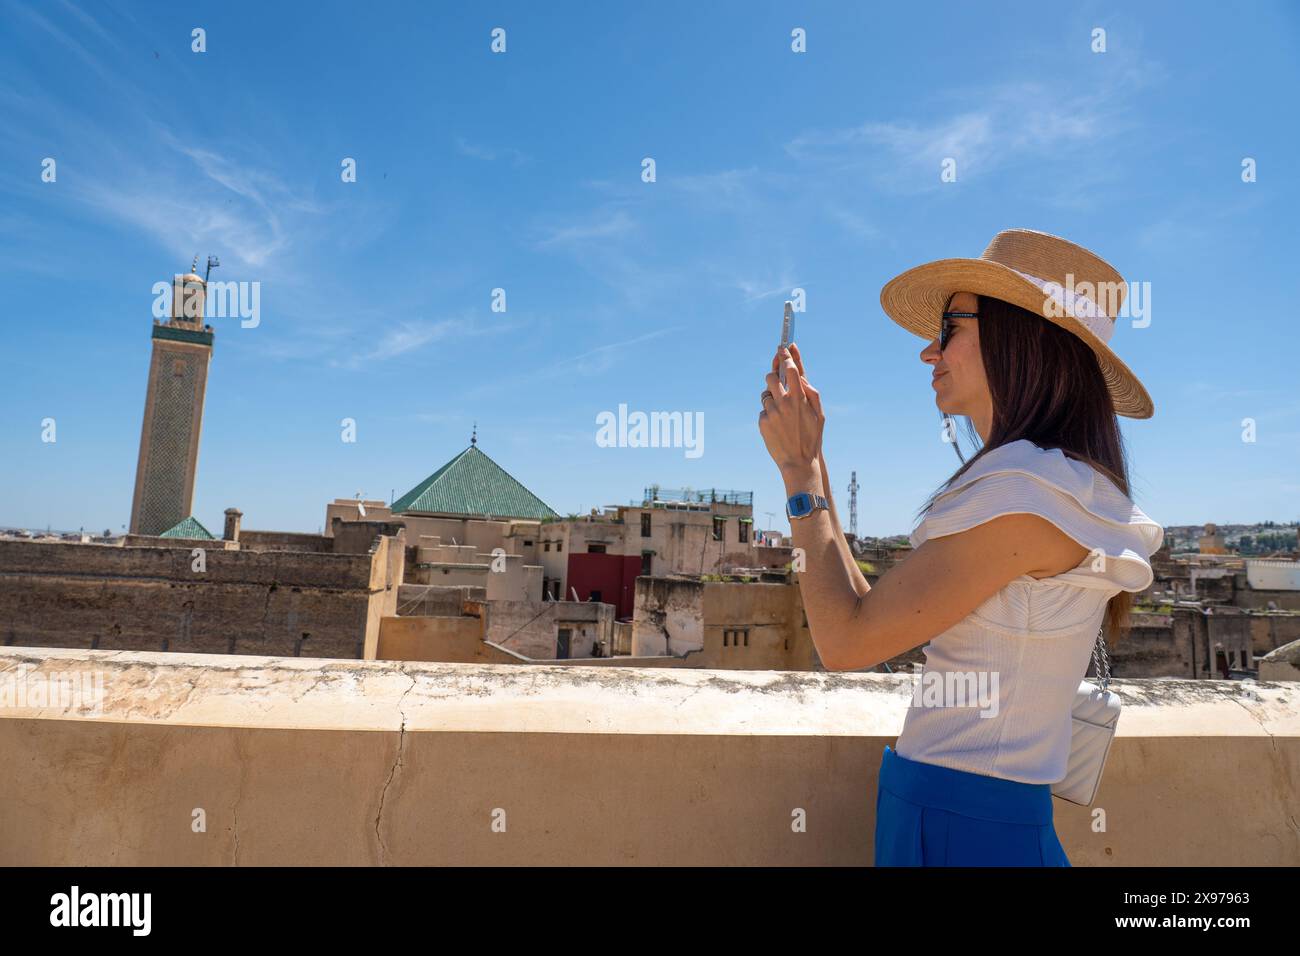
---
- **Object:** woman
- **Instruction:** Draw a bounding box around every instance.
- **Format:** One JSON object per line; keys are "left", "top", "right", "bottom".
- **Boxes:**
{"left": 757, "top": 228, "right": 1163, "bottom": 866}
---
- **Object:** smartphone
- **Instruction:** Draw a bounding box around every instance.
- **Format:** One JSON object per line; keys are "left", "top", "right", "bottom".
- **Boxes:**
{"left": 779, "top": 300, "right": 795, "bottom": 386}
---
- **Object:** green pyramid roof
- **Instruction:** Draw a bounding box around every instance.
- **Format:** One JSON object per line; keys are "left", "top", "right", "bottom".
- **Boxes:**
{"left": 392, "top": 445, "right": 559, "bottom": 521}
{"left": 159, "top": 515, "right": 215, "bottom": 540}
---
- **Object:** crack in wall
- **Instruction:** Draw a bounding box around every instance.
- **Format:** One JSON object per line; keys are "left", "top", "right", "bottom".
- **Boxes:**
{"left": 374, "top": 672, "right": 416, "bottom": 865}
{"left": 1226, "top": 693, "right": 1281, "bottom": 756}
{"left": 1225, "top": 694, "right": 1299, "bottom": 840}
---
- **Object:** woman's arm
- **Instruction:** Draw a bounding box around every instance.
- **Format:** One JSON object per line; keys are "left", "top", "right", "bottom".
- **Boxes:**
{"left": 785, "top": 502, "right": 1090, "bottom": 671}
{"left": 816, "top": 448, "right": 870, "bottom": 597}
{"left": 781, "top": 460, "right": 869, "bottom": 654}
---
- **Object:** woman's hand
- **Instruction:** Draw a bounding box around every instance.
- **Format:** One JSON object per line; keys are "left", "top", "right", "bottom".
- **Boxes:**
{"left": 786, "top": 343, "right": 837, "bottom": 500}
{"left": 758, "top": 341, "right": 826, "bottom": 481}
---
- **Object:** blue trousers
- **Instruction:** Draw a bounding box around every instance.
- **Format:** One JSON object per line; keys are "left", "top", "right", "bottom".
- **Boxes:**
{"left": 874, "top": 745, "right": 1071, "bottom": 867}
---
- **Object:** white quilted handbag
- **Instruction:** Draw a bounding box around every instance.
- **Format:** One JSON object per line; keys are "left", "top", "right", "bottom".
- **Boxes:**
{"left": 1052, "top": 626, "right": 1122, "bottom": 806}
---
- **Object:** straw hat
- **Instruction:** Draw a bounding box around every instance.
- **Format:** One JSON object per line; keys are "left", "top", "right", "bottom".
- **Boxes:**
{"left": 879, "top": 228, "right": 1153, "bottom": 418}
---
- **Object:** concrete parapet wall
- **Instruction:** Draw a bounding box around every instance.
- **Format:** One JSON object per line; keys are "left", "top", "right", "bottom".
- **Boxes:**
{"left": 1, "top": 647, "right": 1295, "bottom": 865}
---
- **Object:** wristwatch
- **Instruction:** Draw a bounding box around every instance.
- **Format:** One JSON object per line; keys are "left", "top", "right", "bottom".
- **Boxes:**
{"left": 785, "top": 491, "right": 829, "bottom": 519}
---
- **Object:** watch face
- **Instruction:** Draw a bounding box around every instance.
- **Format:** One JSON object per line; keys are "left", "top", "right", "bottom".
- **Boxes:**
{"left": 787, "top": 493, "right": 812, "bottom": 517}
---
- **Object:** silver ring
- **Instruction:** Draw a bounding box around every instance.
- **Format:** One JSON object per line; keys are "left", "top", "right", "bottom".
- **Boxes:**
{"left": 760, "top": 389, "right": 774, "bottom": 405}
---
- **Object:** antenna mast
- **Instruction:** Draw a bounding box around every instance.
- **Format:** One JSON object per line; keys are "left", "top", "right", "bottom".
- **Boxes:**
{"left": 848, "top": 470, "right": 859, "bottom": 538}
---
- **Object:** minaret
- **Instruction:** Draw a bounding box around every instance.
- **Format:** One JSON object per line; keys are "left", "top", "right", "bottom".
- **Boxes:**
{"left": 127, "top": 259, "right": 216, "bottom": 535}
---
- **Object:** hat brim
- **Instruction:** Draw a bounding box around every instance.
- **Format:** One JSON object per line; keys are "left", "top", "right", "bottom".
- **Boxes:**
{"left": 880, "top": 257, "right": 1154, "bottom": 419}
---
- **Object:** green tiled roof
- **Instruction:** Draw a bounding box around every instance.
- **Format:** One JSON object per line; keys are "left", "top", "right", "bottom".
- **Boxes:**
{"left": 392, "top": 445, "right": 559, "bottom": 520}
{"left": 159, "top": 515, "right": 215, "bottom": 539}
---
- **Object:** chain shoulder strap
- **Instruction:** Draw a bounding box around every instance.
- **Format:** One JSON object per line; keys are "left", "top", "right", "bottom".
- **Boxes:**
{"left": 1090, "top": 624, "right": 1112, "bottom": 690}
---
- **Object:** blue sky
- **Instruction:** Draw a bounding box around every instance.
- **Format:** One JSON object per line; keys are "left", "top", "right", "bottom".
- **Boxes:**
{"left": 1, "top": 0, "right": 1297, "bottom": 536}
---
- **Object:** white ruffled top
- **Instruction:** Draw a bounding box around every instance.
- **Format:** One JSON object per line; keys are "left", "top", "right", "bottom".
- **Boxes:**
{"left": 893, "top": 439, "right": 1163, "bottom": 785}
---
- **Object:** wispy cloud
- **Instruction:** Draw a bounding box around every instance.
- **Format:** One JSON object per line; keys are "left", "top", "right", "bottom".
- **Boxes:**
{"left": 0, "top": 17, "right": 329, "bottom": 277}
{"left": 352, "top": 319, "right": 460, "bottom": 363}
{"left": 824, "top": 205, "right": 880, "bottom": 241}
{"left": 782, "top": 68, "right": 1153, "bottom": 196}
{"left": 533, "top": 171, "right": 812, "bottom": 313}
{"left": 535, "top": 208, "right": 638, "bottom": 249}
{"left": 455, "top": 135, "right": 530, "bottom": 165}
{"left": 732, "top": 275, "right": 799, "bottom": 303}
{"left": 75, "top": 169, "right": 294, "bottom": 272}
{"left": 330, "top": 314, "right": 524, "bottom": 369}
{"left": 8, "top": 0, "right": 117, "bottom": 86}
{"left": 463, "top": 327, "right": 681, "bottom": 400}
{"left": 667, "top": 167, "right": 765, "bottom": 214}
{"left": 785, "top": 97, "right": 1103, "bottom": 192}
{"left": 552, "top": 328, "right": 678, "bottom": 375}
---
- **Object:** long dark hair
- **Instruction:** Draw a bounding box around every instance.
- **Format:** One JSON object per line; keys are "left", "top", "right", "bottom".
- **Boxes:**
{"left": 915, "top": 293, "right": 1137, "bottom": 645}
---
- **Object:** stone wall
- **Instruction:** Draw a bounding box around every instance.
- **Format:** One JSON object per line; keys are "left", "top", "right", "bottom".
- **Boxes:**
{"left": 629, "top": 577, "right": 822, "bottom": 669}
{"left": 1251, "top": 613, "right": 1300, "bottom": 654}
{"left": 632, "top": 576, "right": 706, "bottom": 656}
{"left": 375, "top": 615, "right": 495, "bottom": 662}
{"left": 0, "top": 539, "right": 399, "bottom": 660}
{"left": 1235, "top": 588, "right": 1300, "bottom": 611}
{"left": 332, "top": 520, "right": 406, "bottom": 556}
{"left": 483, "top": 599, "right": 615, "bottom": 660}
{"left": 395, "top": 584, "right": 485, "bottom": 616}
{"left": 701, "top": 580, "right": 817, "bottom": 670}
{"left": 239, "top": 530, "right": 332, "bottom": 553}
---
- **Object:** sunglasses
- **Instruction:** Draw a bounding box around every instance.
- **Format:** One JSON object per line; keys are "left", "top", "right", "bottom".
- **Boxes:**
{"left": 940, "top": 311, "right": 977, "bottom": 350}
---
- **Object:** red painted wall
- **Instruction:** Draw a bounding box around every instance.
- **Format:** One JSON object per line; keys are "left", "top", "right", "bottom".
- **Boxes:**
{"left": 566, "top": 552, "right": 643, "bottom": 620}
